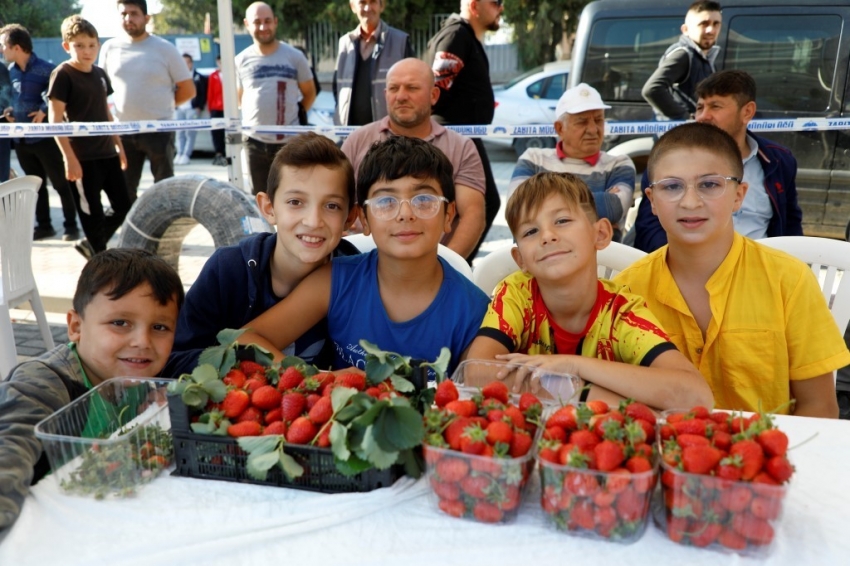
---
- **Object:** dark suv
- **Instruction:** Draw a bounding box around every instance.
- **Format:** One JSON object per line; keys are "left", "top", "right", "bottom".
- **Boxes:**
{"left": 570, "top": 0, "right": 850, "bottom": 241}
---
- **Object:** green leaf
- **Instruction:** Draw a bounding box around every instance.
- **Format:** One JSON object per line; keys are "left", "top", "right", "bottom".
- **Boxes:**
{"left": 329, "top": 421, "right": 350, "bottom": 461}
{"left": 399, "top": 448, "right": 424, "bottom": 479}
{"left": 278, "top": 451, "right": 304, "bottom": 480}
{"left": 213, "top": 419, "right": 232, "bottom": 436}
{"left": 190, "top": 420, "right": 216, "bottom": 434}
{"left": 181, "top": 384, "right": 209, "bottom": 408}
{"left": 191, "top": 364, "right": 220, "bottom": 385}
{"left": 216, "top": 328, "right": 245, "bottom": 345}
{"left": 331, "top": 386, "right": 358, "bottom": 413}
{"left": 220, "top": 348, "right": 237, "bottom": 377}
{"left": 246, "top": 450, "right": 280, "bottom": 481}
{"left": 365, "top": 358, "right": 394, "bottom": 384}
{"left": 198, "top": 345, "right": 227, "bottom": 371}
{"left": 352, "top": 399, "right": 387, "bottom": 428}
{"left": 202, "top": 379, "right": 227, "bottom": 402}
{"left": 359, "top": 339, "right": 390, "bottom": 362}
{"left": 374, "top": 405, "right": 424, "bottom": 452}
{"left": 334, "top": 395, "right": 373, "bottom": 423}
{"left": 421, "top": 347, "right": 451, "bottom": 382}
{"left": 361, "top": 424, "right": 399, "bottom": 470}
{"left": 334, "top": 454, "right": 372, "bottom": 477}
{"left": 280, "top": 355, "right": 305, "bottom": 369}
{"left": 237, "top": 435, "right": 280, "bottom": 454}
{"left": 390, "top": 375, "right": 415, "bottom": 393}
{"left": 166, "top": 380, "right": 188, "bottom": 395}
{"left": 251, "top": 346, "right": 275, "bottom": 367}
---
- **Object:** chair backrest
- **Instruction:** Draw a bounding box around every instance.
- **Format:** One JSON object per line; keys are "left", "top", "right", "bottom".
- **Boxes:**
{"left": 342, "top": 233, "right": 474, "bottom": 281}
{"left": 472, "top": 242, "right": 647, "bottom": 296}
{"left": 0, "top": 176, "right": 41, "bottom": 304}
{"left": 759, "top": 236, "right": 850, "bottom": 334}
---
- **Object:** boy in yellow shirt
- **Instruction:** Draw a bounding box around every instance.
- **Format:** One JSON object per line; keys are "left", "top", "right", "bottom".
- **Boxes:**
{"left": 615, "top": 122, "right": 850, "bottom": 417}
{"left": 466, "top": 172, "right": 713, "bottom": 410}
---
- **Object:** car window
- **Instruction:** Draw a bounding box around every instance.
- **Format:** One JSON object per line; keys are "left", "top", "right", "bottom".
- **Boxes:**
{"left": 724, "top": 15, "right": 842, "bottom": 114}
{"left": 527, "top": 78, "right": 545, "bottom": 98}
{"left": 504, "top": 65, "right": 545, "bottom": 90}
{"left": 582, "top": 17, "right": 681, "bottom": 103}
{"left": 542, "top": 73, "right": 569, "bottom": 100}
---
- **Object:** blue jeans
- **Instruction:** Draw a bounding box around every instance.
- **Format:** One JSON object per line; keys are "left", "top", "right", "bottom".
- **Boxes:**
{"left": 175, "top": 107, "right": 200, "bottom": 158}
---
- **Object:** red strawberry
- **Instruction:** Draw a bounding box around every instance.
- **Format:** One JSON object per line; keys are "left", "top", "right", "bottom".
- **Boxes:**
{"left": 719, "top": 485, "right": 753, "bottom": 512}
{"left": 681, "top": 445, "right": 723, "bottom": 475}
{"left": 334, "top": 372, "right": 366, "bottom": 391}
{"left": 438, "top": 499, "right": 466, "bottom": 518}
{"left": 595, "top": 440, "right": 626, "bottom": 471}
{"left": 434, "top": 380, "right": 459, "bottom": 408}
{"left": 278, "top": 366, "right": 304, "bottom": 391}
{"left": 244, "top": 377, "right": 266, "bottom": 394}
{"left": 614, "top": 488, "right": 644, "bottom": 522}
{"left": 503, "top": 405, "right": 526, "bottom": 430}
{"left": 445, "top": 399, "right": 477, "bottom": 418}
{"left": 569, "top": 430, "right": 601, "bottom": 453}
{"left": 543, "top": 426, "right": 568, "bottom": 443}
{"left": 718, "top": 527, "right": 748, "bottom": 550}
{"left": 365, "top": 387, "right": 381, "bottom": 398}
{"left": 227, "top": 420, "right": 263, "bottom": 437}
{"left": 305, "top": 393, "right": 321, "bottom": 411}
{"left": 460, "top": 475, "right": 490, "bottom": 499}
{"left": 764, "top": 455, "right": 794, "bottom": 483}
{"left": 676, "top": 433, "right": 711, "bottom": 449}
{"left": 262, "top": 421, "right": 287, "bottom": 436}
{"left": 585, "top": 400, "right": 609, "bottom": 415}
{"left": 689, "top": 406, "right": 711, "bottom": 419}
{"left": 689, "top": 521, "right": 723, "bottom": 547}
{"left": 316, "top": 426, "right": 331, "bottom": 447}
{"left": 436, "top": 457, "right": 469, "bottom": 482}
{"left": 730, "top": 440, "right": 764, "bottom": 481}
{"left": 486, "top": 409, "right": 505, "bottom": 423}
{"left": 265, "top": 408, "right": 283, "bottom": 424}
{"left": 239, "top": 360, "right": 266, "bottom": 376}
{"left": 564, "top": 471, "right": 599, "bottom": 497}
{"left": 731, "top": 512, "right": 775, "bottom": 545}
{"left": 518, "top": 392, "right": 542, "bottom": 414}
{"left": 281, "top": 392, "right": 307, "bottom": 423}
{"left": 485, "top": 420, "right": 513, "bottom": 446}
{"left": 623, "top": 400, "right": 657, "bottom": 426}
{"left": 538, "top": 442, "right": 562, "bottom": 464}
{"left": 308, "top": 396, "right": 333, "bottom": 425}
{"left": 716, "top": 455, "right": 744, "bottom": 481}
{"left": 472, "top": 501, "right": 503, "bottom": 523}
{"left": 509, "top": 430, "right": 533, "bottom": 457}
{"left": 546, "top": 405, "right": 578, "bottom": 431}
{"left": 223, "top": 368, "right": 247, "bottom": 389}
{"left": 430, "top": 478, "right": 461, "bottom": 501}
{"left": 460, "top": 424, "right": 488, "bottom": 455}
{"left": 221, "top": 389, "right": 250, "bottom": 419}
{"left": 604, "top": 468, "right": 632, "bottom": 494}
{"left": 711, "top": 430, "right": 733, "bottom": 451}
{"left": 659, "top": 424, "right": 676, "bottom": 441}
{"left": 625, "top": 456, "right": 655, "bottom": 493}
{"left": 235, "top": 406, "right": 263, "bottom": 424}
{"left": 632, "top": 418, "right": 656, "bottom": 444}
{"left": 443, "top": 417, "right": 471, "bottom": 450}
{"left": 750, "top": 496, "right": 782, "bottom": 521}
{"left": 569, "top": 500, "right": 596, "bottom": 530}
{"left": 672, "top": 418, "right": 708, "bottom": 437}
{"left": 285, "top": 417, "right": 317, "bottom": 444}
{"left": 251, "top": 385, "right": 282, "bottom": 410}
{"left": 592, "top": 412, "right": 625, "bottom": 439}
{"left": 757, "top": 429, "right": 789, "bottom": 458}
{"left": 481, "top": 381, "right": 510, "bottom": 404}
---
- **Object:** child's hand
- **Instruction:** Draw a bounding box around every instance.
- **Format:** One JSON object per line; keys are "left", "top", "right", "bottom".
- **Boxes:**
{"left": 494, "top": 353, "right": 581, "bottom": 393}
{"left": 64, "top": 155, "right": 83, "bottom": 182}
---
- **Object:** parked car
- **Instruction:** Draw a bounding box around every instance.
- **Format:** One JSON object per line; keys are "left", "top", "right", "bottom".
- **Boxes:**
{"left": 492, "top": 60, "right": 571, "bottom": 156}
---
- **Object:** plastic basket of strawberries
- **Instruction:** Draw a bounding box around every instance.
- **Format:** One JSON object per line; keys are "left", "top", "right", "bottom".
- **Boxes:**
{"left": 537, "top": 399, "right": 659, "bottom": 543}
{"left": 167, "top": 330, "right": 446, "bottom": 493}
{"left": 654, "top": 406, "right": 794, "bottom": 555}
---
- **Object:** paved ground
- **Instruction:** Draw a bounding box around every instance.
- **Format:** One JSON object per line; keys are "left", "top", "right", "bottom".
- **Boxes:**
{"left": 6, "top": 141, "right": 519, "bottom": 367}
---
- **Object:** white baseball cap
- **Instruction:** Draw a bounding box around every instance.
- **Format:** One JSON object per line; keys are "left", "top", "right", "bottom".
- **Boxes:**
{"left": 554, "top": 83, "right": 611, "bottom": 119}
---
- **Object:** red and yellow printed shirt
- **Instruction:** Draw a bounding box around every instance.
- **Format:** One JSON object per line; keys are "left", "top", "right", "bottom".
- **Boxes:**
{"left": 478, "top": 271, "right": 677, "bottom": 366}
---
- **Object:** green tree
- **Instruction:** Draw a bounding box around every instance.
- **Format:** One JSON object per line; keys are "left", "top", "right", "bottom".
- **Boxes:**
{"left": 502, "top": 0, "right": 590, "bottom": 69}
{"left": 0, "top": 0, "right": 80, "bottom": 37}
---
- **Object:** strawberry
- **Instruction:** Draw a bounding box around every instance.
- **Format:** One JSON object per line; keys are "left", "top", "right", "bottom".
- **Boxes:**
{"left": 690, "top": 406, "right": 711, "bottom": 419}
{"left": 315, "top": 372, "right": 335, "bottom": 395}
{"left": 305, "top": 393, "right": 322, "bottom": 411}
{"left": 286, "top": 416, "right": 317, "bottom": 444}
{"left": 764, "top": 455, "right": 794, "bottom": 483}
{"left": 503, "top": 406, "right": 527, "bottom": 430}
{"left": 614, "top": 488, "right": 644, "bottom": 522}
{"left": 460, "top": 424, "right": 488, "bottom": 455}
{"left": 592, "top": 489, "right": 617, "bottom": 508}
{"left": 710, "top": 411, "right": 732, "bottom": 424}
{"left": 227, "top": 420, "right": 263, "bottom": 437}
{"left": 718, "top": 527, "right": 748, "bottom": 550}
{"left": 538, "top": 441, "right": 562, "bottom": 464}
{"left": 265, "top": 408, "right": 283, "bottom": 424}
{"left": 365, "top": 387, "right": 381, "bottom": 398}
{"left": 239, "top": 360, "right": 266, "bottom": 376}
{"left": 307, "top": 396, "right": 333, "bottom": 425}
{"left": 244, "top": 377, "right": 266, "bottom": 394}
{"left": 672, "top": 418, "right": 708, "bottom": 437}
{"left": 625, "top": 455, "right": 654, "bottom": 493}
{"left": 434, "top": 380, "right": 459, "bottom": 408}
{"left": 570, "top": 500, "right": 596, "bottom": 530}
{"left": 730, "top": 439, "right": 764, "bottom": 481}
{"left": 278, "top": 366, "right": 305, "bottom": 391}
{"left": 585, "top": 400, "right": 609, "bottom": 415}
{"left": 543, "top": 426, "right": 568, "bottom": 443}
{"left": 592, "top": 412, "right": 625, "bottom": 439}
{"left": 623, "top": 400, "right": 657, "bottom": 426}
{"left": 719, "top": 485, "right": 753, "bottom": 512}
{"left": 604, "top": 468, "right": 632, "bottom": 494}
{"left": 334, "top": 372, "right": 366, "bottom": 391}
{"left": 436, "top": 457, "right": 469, "bottom": 482}
{"left": 443, "top": 417, "right": 471, "bottom": 450}
{"left": 750, "top": 496, "right": 782, "bottom": 521}
{"left": 486, "top": 409, "right": 505, "bottom": 423}
{"left": 757, "top": 429, "right": 789, "bottom": 458}
{"left": 667, "top": 516, "right": 690, "bottom": 543}
{"left": 564, "top": 471, "right": 599, "bottom": 497}
{"left": 262, "top": 421, "right": 287, "bottom": 436}
{"left": 445, "top": 399, "right": 477, "bottom": 418}
{"left": 221, "top": 389, "right": 250, "bottom": 419}
{"left": 235, "top": 406, "right": 263, "bottom": 424}
{"left": 438, "top": 499, "right": 466, "bottom": 518}
{"left": 569, "top": 429, "right": 600, "bottom": 453}
{"left": 281, "top": 392, "right": 307, "bottom": 423}
{"left": 316, "top": 426, "right": 331, "bottom": 448}
{"left": 251, "top": 385, "right": 282, "bottom": 410}
{"left": 676, "top": 433, "right": 711, "bottom": 449}
{"left": 632, "top": 418, "right": 656, "bottom": 444}
{"left": 689, "top": 521, "right": 723, "bottom": 547}
{"left": 430, "top": 478, "right": 461, "bottom": 500}
{"left": 460, "top": 475, "right": 490, "bottom": 499}
{"left": 472, "top": 501, "right": 503, "bottom": 523}
{"left": 485, "top": 420, "right": 513, "bottom": 446}
{"left": 481, "top": 381, "right": 510, "bottom": 404}
{"left": 223, "top": 368, "right": 247, "bottom": 389}
{"left": 546, "top": 405, "right": 578, "bottom": 431}
{"left": 681, "top": 445, "right": 723, "bottom": 475}
{"left": 509, "top": 430, "right": 533, "bottom": 457}
{"left": 659, "top": 423, "right": 676, "bottom": 441}
{"left": 731, "top": 512, "right": 774, "bottom": 545}
{"left": 595, "top": 440, "right": 625, "bottom": 471}
{"left": 711, "top": 429, "right": 733, "bottom": 451}
{"left": 518, "top": 392, "right": 542, "bottom": 415}
{"left": 716, "top": 455, "right": 744, "bottom": 481}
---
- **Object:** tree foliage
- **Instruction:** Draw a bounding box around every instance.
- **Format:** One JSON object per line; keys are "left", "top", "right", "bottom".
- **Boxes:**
{"left": 502, "top": 0, "right": 590, "bottom": 69}
{"left": 0, "top": 0, "right": 80, "bottom": 37}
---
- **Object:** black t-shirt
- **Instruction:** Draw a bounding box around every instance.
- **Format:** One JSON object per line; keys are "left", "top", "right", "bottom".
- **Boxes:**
{"left": 47, "top": 63, "right": 115, "bottom": 161}
{"left": 427, "top": 15, "right": 495, "bottom": 126}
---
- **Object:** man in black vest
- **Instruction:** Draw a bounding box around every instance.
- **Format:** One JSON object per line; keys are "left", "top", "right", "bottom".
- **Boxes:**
{"left": 427, "top": 0, "right": 503, "bottom": 260}
{"left": 333, "top": 0, "right": 413, "bottom": 126}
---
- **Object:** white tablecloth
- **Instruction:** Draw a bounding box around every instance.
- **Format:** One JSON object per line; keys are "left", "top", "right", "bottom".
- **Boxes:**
{"left": 1, "top": 414, "right": 848, "bottom": 565}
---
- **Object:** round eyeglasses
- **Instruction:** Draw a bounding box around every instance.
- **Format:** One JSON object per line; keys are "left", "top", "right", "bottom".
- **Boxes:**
{"left": 647, "top": 175, "right": 741, "bottom": 202}
{"left": 362, "top": 194, "right": 449, "bottom": 220}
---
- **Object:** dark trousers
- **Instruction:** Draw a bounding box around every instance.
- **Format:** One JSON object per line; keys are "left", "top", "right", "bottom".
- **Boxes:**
{"left": 0, "top": 138, "right": 10, "bottom": 182}
{"left": 15, "top": 138, "right": 78, "bottom": 231}
{"left": 244, "top": 137, "right": 283, "bottom": 195}
{"left": 467, "top": 138, "right": 501, "bottom": 262}
{"left": 210, "top": 110, "right": 225, "bottom": 154}
{"left": 121, "top": 131, "right": 175, "bottom": 201}
{"left": 72, "top": 156, "right": 132, "bottom": 252}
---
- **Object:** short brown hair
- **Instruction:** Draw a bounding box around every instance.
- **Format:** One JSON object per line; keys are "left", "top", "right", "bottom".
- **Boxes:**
{"left": 265, "top": 132, "right": 355, "bottom": 207}
{"left": 0, "top": 24, "right": 32, "bottom": 54}
{"left": 647, "top": 122, "right": 743, "bottom": 181}
{"left": 506, "top": 172, "right": 598, "bottom": 236}
{"left": 696, "top": 69, "right": 756, "bottom": 109}
{"left": 688, "top": 1, "right": 722, "bottom": 14}
{"left": 61, "top": 15, "right": 98, "bottom": 43}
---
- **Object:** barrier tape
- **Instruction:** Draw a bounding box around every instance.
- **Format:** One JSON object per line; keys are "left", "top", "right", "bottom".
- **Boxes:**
{"left": 1, "top": 117, "right": 848, "bottom": 138}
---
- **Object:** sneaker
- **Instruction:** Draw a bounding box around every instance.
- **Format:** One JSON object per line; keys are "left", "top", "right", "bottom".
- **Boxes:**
{"left": 62, "top": 228, "right": 81, "bottom": 242}
{"left": 212, "top": 154, "right": 227, "bottom": 166}
{"left": 33, "top": 225, "right": 57, "bottom": 240}
{"left": 74, "top": 239, "right": 95, "bottom": 260}
{"left": 175, "top": 154, "right": 190, "bottom": 165}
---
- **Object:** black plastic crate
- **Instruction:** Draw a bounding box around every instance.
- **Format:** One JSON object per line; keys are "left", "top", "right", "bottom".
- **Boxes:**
{"left": 167, "top": 394, "right": 404, "bottom": 493}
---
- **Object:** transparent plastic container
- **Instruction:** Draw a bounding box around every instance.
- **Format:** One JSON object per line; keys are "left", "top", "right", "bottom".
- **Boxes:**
{"left": 538, "top": 455, "right": 658, "bottom": 543}
{"left": 34, "top": 378, "right": 173, "bottom": 498}
{"left": 450, "top": 359, "right": 581, "bottom": 405}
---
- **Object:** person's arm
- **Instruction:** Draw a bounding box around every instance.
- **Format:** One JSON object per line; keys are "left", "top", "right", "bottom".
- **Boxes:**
{"left": 633, "top": 171, "right": 669, "bottom": 252}
{"left": 465, "top": 334, "right": 510, "bottom": 361}
{"left": 641, "top": 49, "right": 691, "bottom": 120}
{"left": 237, "top": 264, "right": 333, "bottom": 362}
{"left": 782, "top": 155, "right": 804, "bottom": 236}
{"left": 496, "top": 349, "right": 713, "bottom": 411}
{"left": 47, "top": 98, "right": 81, "bottom": 182}
{"left": 174, "top": 78, "right": 196, "bottom": 107}
{"left": 508, "top": 149, "right": 542, "bottom": 194}
{"left": 298, "top": 79, "right": 317, "bottom": 113}
{"left": 790, "top": 373, "right": 839, "bottom": 418}
{"left": 103, "top": 102, "right": 126, "bottom": 171}
{"left": 443, "top": 185, "right": 485, "bottom": 258}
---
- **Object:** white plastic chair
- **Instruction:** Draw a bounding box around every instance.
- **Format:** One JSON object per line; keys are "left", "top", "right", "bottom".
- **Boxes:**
{"left": 472, "top": 242, "right": 647, "bottom": 296}
{"left": 342, "top": 233, "right": 474, "bottom": 281}
{"left": 759, "top": 236, "right": 850, "bottom": 334}
{"left": 1, "top": 176, "right": 55, "bottom": 379}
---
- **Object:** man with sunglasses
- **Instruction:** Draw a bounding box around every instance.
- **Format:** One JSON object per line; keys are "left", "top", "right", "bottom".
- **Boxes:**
{"left": 426, "top": 0, "right": 504, "bottom": 261}
{"left": 342, "top": 58, "right": 486, "bottom": 261}
{"left": 634, "top": 69, "right": 802, "bottom": 252}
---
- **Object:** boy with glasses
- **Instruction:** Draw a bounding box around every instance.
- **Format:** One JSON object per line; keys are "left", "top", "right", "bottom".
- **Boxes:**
{"left": 237, "top": 136, "right": 489, "bottom": 375}
{"left": 616, "top": 122, "right": 850, "bottom": 417}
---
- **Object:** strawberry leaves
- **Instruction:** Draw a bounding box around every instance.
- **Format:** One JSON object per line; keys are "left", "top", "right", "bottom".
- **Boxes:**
{"left": 237, "top": 435, "right": 304, "bottom": 481}
{"left": 168, "top": 363, "right": 227, "bottom": 408}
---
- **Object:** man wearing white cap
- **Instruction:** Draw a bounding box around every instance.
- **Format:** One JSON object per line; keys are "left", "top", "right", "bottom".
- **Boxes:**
{"left": 509, "top": 83, "right": 635, "bottom": 239}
